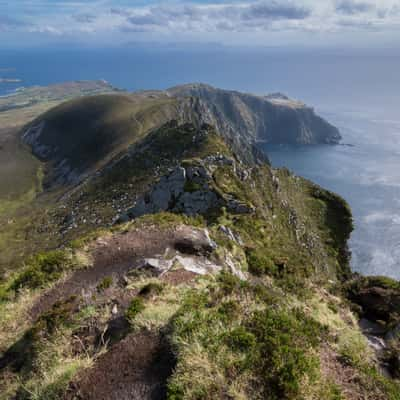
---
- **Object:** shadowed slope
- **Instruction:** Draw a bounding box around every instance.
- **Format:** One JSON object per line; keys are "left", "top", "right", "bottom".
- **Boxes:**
{"left": 22, "top": 94, "right": 180, "bottom": 187}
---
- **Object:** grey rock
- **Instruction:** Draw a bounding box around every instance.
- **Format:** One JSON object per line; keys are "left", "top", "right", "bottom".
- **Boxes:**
{"left": 124, "top": 165, "right": 223, "bottom": 219}
{"left": 175, "top": 226, "right": 217, "bottom": 255}
{"left": 169, "top": 83, "right": 341, "bottom": 145}
{"left": 176, "top": 190, "right": 220, "bottom": 216}
{"left": 227, "top": 199, "right": 255, "bottom": 214}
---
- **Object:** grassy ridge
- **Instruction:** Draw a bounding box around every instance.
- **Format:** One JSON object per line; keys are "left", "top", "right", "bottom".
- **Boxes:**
{"left": 26, "top": 94, "right": 180, "bottom": 186}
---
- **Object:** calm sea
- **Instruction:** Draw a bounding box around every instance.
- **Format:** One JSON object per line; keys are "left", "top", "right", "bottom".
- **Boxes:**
{"left": 1, "top": 47, "right": 400, "bottom": 279}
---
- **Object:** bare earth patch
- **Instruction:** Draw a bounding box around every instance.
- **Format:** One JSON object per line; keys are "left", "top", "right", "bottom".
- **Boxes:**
{"left": 30, "top": 225, "right": 213, "bottom": 320}
{"left": 64, "top": 330, "right": 175, "bottom": 400}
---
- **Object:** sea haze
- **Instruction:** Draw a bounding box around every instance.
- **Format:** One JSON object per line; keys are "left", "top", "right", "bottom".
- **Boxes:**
{"left": 1, "top": 47, "right": 400, "bottom": 278}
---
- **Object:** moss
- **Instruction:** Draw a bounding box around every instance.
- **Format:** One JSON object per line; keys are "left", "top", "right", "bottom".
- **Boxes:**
{"left": 184, "top": 180, "right": 203, "bottom": 193}
{"left": 246, "top": 248, "right": 277, "bottom": 276}
{"left": 10, "top": 250, "right": 71, "bottom": 291}
{"left": 217, "top": 271, "right": 244, "bottom": 295}
{"left": 126, "top": 297, "right": 145, "bottom": 322}
{"left": 96, "top": 276, "right": 113, "bottom": 291}
{"left": 224, "top": 326, "right": 256, "bottom": 352}
{"left": 248, "top": 308, "right": 324, "bottom": 399}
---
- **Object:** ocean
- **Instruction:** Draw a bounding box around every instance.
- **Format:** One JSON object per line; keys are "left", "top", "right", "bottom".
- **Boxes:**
{"left": 1, "top": 47, "right": 400, "bottom": 279}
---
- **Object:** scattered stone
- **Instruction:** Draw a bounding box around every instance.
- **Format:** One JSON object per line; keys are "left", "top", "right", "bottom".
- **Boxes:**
{"left": 219, "top": 225, "right": 243, "bottom": 245}
{"left": 226, "top": 199, "right": 255, "bottom": 214}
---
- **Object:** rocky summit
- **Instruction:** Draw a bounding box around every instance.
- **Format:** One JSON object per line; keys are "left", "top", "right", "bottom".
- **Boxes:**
{"left": 0, "top": 81, "right": 399, "bottom": 400}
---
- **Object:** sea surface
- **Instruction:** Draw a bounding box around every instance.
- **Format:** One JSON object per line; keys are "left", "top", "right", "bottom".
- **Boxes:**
{"left": 1, "top": 47, "right": 400, "bottom": 279}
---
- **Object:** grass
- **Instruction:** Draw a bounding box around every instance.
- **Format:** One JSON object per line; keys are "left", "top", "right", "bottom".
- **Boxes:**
{"left": 2, "top": 328, "right": 97, "bottom": 400}
{"left": 96, "top": 276, "right": 113, "bottom": 292}
{"left": 126, "top": 277, "right": 194, "bottom": 330}
{"left": 167, "top": 272, "right": 327, "bottom": 400}
{"left": 0, "top": 247, "right": 91, "bottom": 301}
{"left": 10, "top": 250, "right": 72, "bottom": 292}
{"left": 28, "top": 94, "right": 179, "bottom": 186}
{"left": 0, "top": 288, "right": 42, "bottom": 351}
{"left": 245, "top": 248, "right": 277, "bottom": 276}
{"left": 125, "top": 297, "right": 145, "bottom": 322}
{"left": 0, "top": 295, "right": 99, "bottom": 399}
{"left": 17, "top": 358, "right": 91, "bottom": 400}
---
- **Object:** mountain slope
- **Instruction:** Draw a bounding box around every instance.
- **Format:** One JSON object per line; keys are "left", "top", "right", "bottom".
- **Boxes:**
{"left": 2, "top": 117, "right": 399, "bottom": 400}
{"left": 168, "top": 83, "right": 341, "bottom": 145}
{"left": 21, "top": 83, "right": 340, "bottom": 189}
{"left": 22, "top": 93, "right": 180, "bottom": 187}
{"left": 0, "top": 82, "right": 399, "bottom": 400}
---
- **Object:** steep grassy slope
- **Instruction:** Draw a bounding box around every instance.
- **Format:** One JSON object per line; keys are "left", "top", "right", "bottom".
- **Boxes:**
{"left": 0, "top": 82, "right": 121, "bottom": 275}
{"left": 22, "top": 94, "right": 181, "bottom": 186}
{"left": 0, "top": 81, "right": 123, "bottom": 274}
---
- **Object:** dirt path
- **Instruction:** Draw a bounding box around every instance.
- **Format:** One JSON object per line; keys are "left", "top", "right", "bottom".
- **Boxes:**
{"left": 31, "top": 225, "right": 213, "bottom": 319}
{"left": 64, "top": 331, "right": 175, "bottom": 400}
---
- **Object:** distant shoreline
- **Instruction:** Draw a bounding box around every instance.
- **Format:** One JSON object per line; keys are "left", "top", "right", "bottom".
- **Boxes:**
{"left": 0, "top": 78, "right": 22, "bottom": 83}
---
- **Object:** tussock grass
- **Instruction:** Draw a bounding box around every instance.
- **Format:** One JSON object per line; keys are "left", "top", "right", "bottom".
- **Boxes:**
{"left": 167, "top": 272, "right": 328, "bottom": 400}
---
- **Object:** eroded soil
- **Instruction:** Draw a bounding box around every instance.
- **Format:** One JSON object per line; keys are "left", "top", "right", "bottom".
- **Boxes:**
{"left": 65, "top": 331, "right": 175, "bottom": 400}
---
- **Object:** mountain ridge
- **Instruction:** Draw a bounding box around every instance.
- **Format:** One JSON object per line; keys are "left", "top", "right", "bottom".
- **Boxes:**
{"left": 1, "top": 81, "right": 399, "bottom": 400}
{"left": 21, "top": 82, "right": 340, "bottom": 189}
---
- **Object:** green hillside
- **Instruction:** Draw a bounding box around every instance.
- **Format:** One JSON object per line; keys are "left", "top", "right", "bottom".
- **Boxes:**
{"left": 0, "top": 83, "right": 398, "bottom": 400}
{"left": 24, "top": 94, "right": 180, "bottom": 186}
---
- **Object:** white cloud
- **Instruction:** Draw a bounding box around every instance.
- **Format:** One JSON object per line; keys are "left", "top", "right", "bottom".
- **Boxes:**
{"left": 2, "top": 0, "right": 400, "bottom": 46}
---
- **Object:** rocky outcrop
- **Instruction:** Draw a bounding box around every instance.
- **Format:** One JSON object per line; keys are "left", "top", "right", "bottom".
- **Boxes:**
{"left": 346, "top": 275, "right": 400, "bottom": 378}
{"left": 346, "top": 276, "right": 400, "bottom": 325}
{"left": 168, "top": 83, "right": 341, "bottom": 145}
{"left": 120, "top": 158, "right": 255, "bottom": 221}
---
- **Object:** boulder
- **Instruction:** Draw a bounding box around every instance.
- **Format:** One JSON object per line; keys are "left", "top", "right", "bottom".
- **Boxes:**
{"left": 174, "top": 227, "right": 217, "bottom": 255}
{"left": 346, "top": 276, "right": 400, "bottom": 324}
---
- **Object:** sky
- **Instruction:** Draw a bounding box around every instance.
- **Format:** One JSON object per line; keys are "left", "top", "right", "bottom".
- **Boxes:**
{"left": 1, "top": 0, "right": 400, "bottom": 48}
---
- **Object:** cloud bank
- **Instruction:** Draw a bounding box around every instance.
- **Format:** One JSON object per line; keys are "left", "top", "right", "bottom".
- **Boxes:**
{"left": 1, "top": 0, "right": 400, "bottom": 47}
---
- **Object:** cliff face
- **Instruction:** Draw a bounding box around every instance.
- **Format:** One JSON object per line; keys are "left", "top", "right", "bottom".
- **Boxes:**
{"left": 168, "top": 83, "right": 341, "bottom": 145}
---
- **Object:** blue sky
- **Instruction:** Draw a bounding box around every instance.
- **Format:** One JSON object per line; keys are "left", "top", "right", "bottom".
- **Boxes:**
{"left": 1, "top": 0, "right": 399, "bottom": 48}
